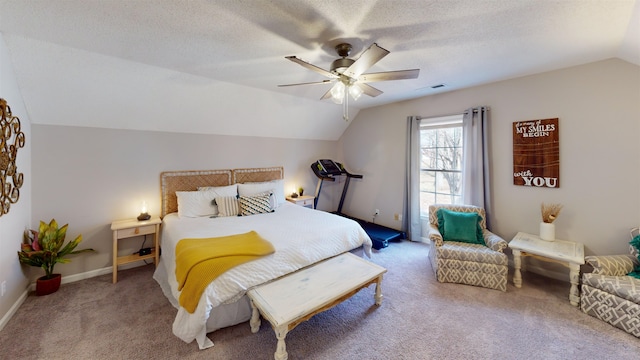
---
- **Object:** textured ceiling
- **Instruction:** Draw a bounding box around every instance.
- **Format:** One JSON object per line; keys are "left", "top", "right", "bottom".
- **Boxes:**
{"left": 0, "top": 0, "right": 638, "bottom": 140}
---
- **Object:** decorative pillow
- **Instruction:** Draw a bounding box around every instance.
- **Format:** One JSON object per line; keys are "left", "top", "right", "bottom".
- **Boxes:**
{"left": 630, "top": 234, "right": 640, "bottom": 259}
{"left": 216, "top": 196, "right": 239, "bottom": 217}
{"left": 238, "top": 193, "right": 274, "bottom": 216}
{"left": 628, "top": 235, "right": 640, "bottom": 279}
{"left": 436, "top": 208, "right": 485, "bottom": 245}
{"left": 238, "top": 179, "right": 285, "bottom": 206}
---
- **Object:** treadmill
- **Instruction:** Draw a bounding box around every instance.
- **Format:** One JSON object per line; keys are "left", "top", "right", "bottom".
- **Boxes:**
{"left": 311, "top": 159, "right": 405, "bottom": 250}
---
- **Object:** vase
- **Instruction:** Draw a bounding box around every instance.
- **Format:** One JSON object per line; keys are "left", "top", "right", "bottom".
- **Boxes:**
{"left": 539, "top": 222, "right": 555, "bottom": 241}
{"left": 36, "top": 274, "right": 61, "bottom": 296}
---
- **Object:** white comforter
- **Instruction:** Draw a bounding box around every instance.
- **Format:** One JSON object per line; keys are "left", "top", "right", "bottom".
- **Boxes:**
{"left": 153, "top": 202, "right": 372, "bottom": 349}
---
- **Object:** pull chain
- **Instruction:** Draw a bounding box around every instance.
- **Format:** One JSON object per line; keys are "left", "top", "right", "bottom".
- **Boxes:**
{"left": 343, "top": 90, "right": 349, "bottom": 121}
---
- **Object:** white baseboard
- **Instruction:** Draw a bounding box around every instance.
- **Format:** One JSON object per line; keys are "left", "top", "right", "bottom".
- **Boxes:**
{"left": 0, "top": 289, "right": 28, "bottom": 331}
{"left": 62, "top": 267, "right": 113, "bottom": 284}
{"left": 28, "top": 262, "right": 150, "bottom": 291}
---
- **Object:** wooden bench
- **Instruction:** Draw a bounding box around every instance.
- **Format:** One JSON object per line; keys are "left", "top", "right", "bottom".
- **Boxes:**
{"left": 247, "top": 252, "right": 387, "bottom": 360}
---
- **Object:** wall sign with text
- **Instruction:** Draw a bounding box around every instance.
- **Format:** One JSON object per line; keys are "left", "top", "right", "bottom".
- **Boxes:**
{"left": 513, "top": 118, "right": 559, "bottom": 188}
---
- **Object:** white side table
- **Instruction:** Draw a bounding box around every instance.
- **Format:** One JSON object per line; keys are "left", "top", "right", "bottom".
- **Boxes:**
{"left": 285, "top": 195, "right": 315, "bottom": 209}
{"left": 110, "top": 217, "right": 161, "bottom": 283}
{"left": 509, "top": 232, "right": 585, "bottom": 306}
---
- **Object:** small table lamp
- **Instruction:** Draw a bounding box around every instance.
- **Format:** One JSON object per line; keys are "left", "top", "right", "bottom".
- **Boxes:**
{"left": 137, "top": 201, "right": 151, "bottom": 221}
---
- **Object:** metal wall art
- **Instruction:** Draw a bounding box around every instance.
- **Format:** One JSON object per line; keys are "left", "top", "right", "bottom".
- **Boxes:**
{"left": 0, "top": 98, "right": 25, "bottom": 217}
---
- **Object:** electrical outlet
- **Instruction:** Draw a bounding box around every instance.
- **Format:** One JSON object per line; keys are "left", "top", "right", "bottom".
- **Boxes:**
{"left": 1, "top": 280, "right": 6, "bottom": 297}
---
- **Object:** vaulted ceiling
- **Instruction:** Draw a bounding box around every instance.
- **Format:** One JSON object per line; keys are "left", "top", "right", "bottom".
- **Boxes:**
{"left": 1, "top": 0, "right": 638, "bottom": 140}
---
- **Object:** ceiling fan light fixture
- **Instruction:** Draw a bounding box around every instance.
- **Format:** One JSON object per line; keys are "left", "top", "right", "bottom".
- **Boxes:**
{"left": 348, "top": 83, "right": 363, "bottom": 100}
{"left": 330, "top": 82, "right": 345, "bottom": 104}
{"left": 281, "top": 41, "right": 420, "bottom": 121}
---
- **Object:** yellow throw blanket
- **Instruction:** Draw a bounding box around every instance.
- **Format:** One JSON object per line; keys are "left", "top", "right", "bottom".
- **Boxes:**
{"left": 175, "top": 231, "right": 275, "bottom": 313}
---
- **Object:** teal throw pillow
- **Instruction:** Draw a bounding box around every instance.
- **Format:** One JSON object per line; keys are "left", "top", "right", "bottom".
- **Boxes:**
{"left": 628, "top": 235, "right": 640, "bottom": 279}
{"left": 436, "top": 208, "right": 485, "bottom": 245}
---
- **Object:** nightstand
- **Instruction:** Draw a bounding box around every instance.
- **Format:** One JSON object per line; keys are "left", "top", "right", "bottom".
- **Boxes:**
{"left": 286, "top": 195, "right": 315, "bottom": 209}
{"left": 110, "top": 217, "right": 161, "bottom": 283}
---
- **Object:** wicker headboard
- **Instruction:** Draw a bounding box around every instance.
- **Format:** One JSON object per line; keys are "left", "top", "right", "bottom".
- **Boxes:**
{"left": 160, "top": 166, "right": 284, "bottom": 218}
{"left": 232, "top": 167, "right": 284, "bottom": 184}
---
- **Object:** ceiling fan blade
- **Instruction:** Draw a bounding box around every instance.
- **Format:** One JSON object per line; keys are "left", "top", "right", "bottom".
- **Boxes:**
{"left": 285, "top": 56, "right": 338, "bottom": 79}
{"left": 358, "top": 69, "right": 420, "bottom": 83}
{"left": 342, "top": 43, "right": 389, "bottom": 79}
{"left": 278, "top": 79, "right": 333, "bottom": 87}
{"left": 358, "top": 83, "right": 384, "bottom": 97}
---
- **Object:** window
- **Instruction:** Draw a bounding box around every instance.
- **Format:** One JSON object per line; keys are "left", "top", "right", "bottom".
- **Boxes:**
{"left": 419, "top": 115, "right": 464, "bottom": 215}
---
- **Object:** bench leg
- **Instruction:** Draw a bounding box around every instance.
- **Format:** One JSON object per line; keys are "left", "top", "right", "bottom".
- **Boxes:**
{"left": 250, "top": 300, "right": 261, "bottom": 333}
{"left": 375, "top": 275, "right": 384, "bottom": 305}
{"left": 274, "top": 325, "right": 289, "bottom": 360}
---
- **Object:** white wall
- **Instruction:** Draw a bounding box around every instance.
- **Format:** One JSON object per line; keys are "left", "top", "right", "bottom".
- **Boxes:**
{"left": 0, "top": 33, "right": 31, "bottom": 327}
{"left": 338, "top": 58, "right": 640, "bottom": 257}
{"left": 30, "top": 125, "right": 340, "bottom": 277}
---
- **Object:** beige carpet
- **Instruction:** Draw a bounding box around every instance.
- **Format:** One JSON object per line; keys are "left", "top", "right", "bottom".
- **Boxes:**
{"left": 2, "top": 240, "right": 638, "bottom": 359}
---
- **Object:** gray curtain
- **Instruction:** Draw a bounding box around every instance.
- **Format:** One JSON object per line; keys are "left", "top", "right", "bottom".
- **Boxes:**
{"left": 462, "top": 106, "right": 492, "bottom": 228}
{"left": 403, "top": 116, "right": 422, "bottom": 241}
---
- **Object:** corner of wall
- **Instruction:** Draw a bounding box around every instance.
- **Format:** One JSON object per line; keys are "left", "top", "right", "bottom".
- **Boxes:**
{"left": 0, "top": 31, "right": 33, "bottom": 328}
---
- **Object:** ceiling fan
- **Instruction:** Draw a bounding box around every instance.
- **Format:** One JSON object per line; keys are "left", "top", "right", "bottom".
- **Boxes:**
{"left": 279, "top": 42, "right": 420, "bottom": 120}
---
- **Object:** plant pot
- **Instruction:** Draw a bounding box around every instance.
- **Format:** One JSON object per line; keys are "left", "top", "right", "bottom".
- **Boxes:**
{"left": 36, "top": 274, "right": 61, "bottom": 296}
{"left": 539, "top": 222, "right": 555, "bottom": 241}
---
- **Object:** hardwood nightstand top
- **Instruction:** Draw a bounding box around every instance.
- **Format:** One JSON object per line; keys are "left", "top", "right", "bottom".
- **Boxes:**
{"left": 111, "top": 217, "right": 161, "bottom": 231}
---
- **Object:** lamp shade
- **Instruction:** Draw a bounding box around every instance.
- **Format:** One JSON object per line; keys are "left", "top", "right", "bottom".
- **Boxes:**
{"left": 330, "top": 82, "right": 345, "bottom": 104}
{"left": 349, "top": 84, "right": 363, "bottom": 100}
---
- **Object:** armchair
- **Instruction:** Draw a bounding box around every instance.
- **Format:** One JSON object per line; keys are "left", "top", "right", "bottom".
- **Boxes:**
{"left": 427, "top": 204, "right": 508, "bottom": 291}
{"left": 580, "top": 242, "right": 640, "bottom": 337}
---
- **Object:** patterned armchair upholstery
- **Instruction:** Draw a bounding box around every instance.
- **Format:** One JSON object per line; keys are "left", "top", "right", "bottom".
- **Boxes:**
{"left": 581, "top": 247, "right": 640, "bottom": 337}
{"left": 427, "top": 204, "right": 508, "bottom": 291}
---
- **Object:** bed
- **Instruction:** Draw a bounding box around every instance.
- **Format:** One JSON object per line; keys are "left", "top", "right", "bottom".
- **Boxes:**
{"left": 152, "top": 167, "right": 372, "bottom": 349}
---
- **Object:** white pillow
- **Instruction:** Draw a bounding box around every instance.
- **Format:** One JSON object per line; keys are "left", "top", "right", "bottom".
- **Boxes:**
{"left": 198, "top": 184, "right": 237, "bottom": 194}
{"left": 238, "top": 179, "right": 285, "bottom": 206}
{"left": 176, "top": 185, "right": 237, "bottom": 218}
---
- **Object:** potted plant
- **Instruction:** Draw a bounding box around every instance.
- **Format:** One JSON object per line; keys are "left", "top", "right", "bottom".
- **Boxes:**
{"left": 18, "top": 219, "right": 95, "bottom": 295}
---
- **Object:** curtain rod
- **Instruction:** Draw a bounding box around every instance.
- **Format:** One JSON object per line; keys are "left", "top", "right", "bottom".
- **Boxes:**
{"left": 416, "top": 112, "right": 462, "bottom": 120}
{"left": 415, "top": 106, "right": 488, "bottom": 120}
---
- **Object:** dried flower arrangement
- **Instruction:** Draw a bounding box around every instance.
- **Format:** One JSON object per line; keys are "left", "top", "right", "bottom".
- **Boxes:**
{"left": 541, "top": 203, "right": 563, "bottom": 223}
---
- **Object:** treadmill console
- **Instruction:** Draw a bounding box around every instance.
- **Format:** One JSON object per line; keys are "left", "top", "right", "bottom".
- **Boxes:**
{"left": 317, "top": 159, "right": 343, "bottom": 176}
